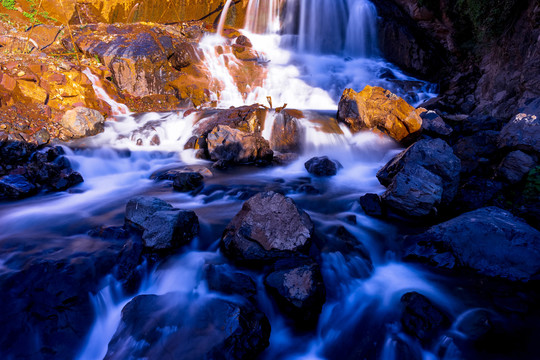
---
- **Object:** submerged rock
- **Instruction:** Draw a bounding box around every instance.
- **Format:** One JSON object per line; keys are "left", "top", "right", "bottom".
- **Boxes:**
{"left": 105, "top": 293, "right": 270, "bottom": 360}
{"left": 337, "top": 85, "right": 422, "bottom": 145}
{"left": 221, "top": 191, "right": 314, "bottom": 264}
{"left": 264, "top": 258, "right": 326, "bottom": 329}
{"left": 172, "top": 171, "right": 204, "bottom": 192}
{"left": 304, "top": 156, "right": 342, "bottom": 177}
{"left": 125, "top": 196, "right": 199, "bottom": 252}
{"left": 405, "top": 207, "right": 540, "bottom": 281}
{"left": 203, "top": 264, "right": 258, "bottom": 304}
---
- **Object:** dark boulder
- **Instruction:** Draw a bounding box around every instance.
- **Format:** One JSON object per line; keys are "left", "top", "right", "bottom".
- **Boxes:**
{"left": 420, "top": 110, "right": 453, "bottom": 137}
{"left": 452, "top": 131, "right": 499, "bottom": 175}
{"left": 400, "top": 291, "right": 450, "bottom": 344}
{"left": 498, "top": 113, "right": 540, "bottom": 154}
{"left": 405, "top": 207, "right": 540, "bottom": 281}
{"left": 264, "top": 258, "right": 326, "bottom": 329}
{"left": 497, "top": 150, "right": 536, "bottom": 184}
{"left": 221, "top": 191, "right": 314, "bottom": 264}
{"left": 125, "top": 196, "right": 199, "bottom": 252}
{"left": 172, "top": 171, "right": 204, "bottom": 192}
{"left": 105, "top": 293, "right": 270, "bottom": 360}
{"left": 0, "top": 174, "right": 37, "bottom": 199}
{"left": 203, "top": 264, "right": 258, "bottom": 304}
{"left": 359, "top": 193, "right": 385, "bottom": 217}
{"left": 452, "top": 177, "right": 504, "bottom": 214}
{"left": 304, "top": 156, "right": 342, "bottom": 177}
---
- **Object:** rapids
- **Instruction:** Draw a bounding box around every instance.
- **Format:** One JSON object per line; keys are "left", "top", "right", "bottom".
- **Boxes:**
{"left": 0, "top": 1, "right": 469, "bottom": 359}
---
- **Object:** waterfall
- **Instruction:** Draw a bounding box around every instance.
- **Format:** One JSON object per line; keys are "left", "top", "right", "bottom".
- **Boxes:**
{"left": 245, "top": 0, "right": 283, "bottom": 34}
{"left": 217, "top": 0, "right": 234, "bottom": 36}
{"left": 82, "top": 68, "right": 130, "bottom": 116}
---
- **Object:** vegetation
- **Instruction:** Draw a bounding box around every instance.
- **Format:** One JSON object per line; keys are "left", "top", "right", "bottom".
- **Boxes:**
{"left": 523, "top": 166, "right": 540, "bottom": 202}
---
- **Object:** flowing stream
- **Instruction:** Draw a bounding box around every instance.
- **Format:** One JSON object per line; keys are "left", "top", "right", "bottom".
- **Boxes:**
{"left": 0, "top": 1, "right": 466, "bottom": 359}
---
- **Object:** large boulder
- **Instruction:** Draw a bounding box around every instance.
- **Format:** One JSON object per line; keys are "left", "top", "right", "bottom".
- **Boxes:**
{"left": 104, "top": 293, "right": 270, "bottom": 360}
{"left": 0, "top": 174, "right": 37, "bottom": 199}
{"left": 304, "top": 156, "right": 342, "bottom": 177}
{"left": 377, "top": 138, "right": 461, "bottom": 216}
{"left": 221, "top": 191, "right": 314, "bottom": 264}
{"left": 60, "top": 106, "right": 105, "bottom": 139}
{"left": 0, "top": 235, "right": 142, "bottom": 359}
{"left": 206, "top": 125, "right": 273, "bottom": 164}
{"left": 125, "top": 196, "right": 199, "bottom": 252}
{"left": 498, "top": 113, "right": 540, "bottom": 154}
{"left": 337, "top": 86, "right": 422, "bottom": 145}
{"left": 497, "top": 150, "right": 536, "bottom": 184}
{"left": 405, "top": 207, "right": 540, "bottom": 281}
{"left": 264, "top": 258, "right": 326, "bottom": 329}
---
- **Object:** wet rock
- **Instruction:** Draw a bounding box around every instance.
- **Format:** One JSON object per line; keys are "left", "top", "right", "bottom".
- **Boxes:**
{"left": 236, "top": 35, "right": 253, "bottom": 47}
{"left": 105, "top": 293, "right": 270, "bottom": 360}
{"left": 452, "top": 131, "right": 499, "bottom": 174}
{"left": 452, "top": 177, "right": 504, "bottom": 214}
{"left": 405, "top": 207, "right": 540, "bottom": 281}
{"left": 0, "top": 174, "right": 38, "bottom": 199}
{"left": 359, "top": 193, "right": 384, "bottom": 217}
{"left": 125, "top": 196, "right": 199, "bottom": 252}
{"left": 60, "top": 106, "right": 105, "bottom": 139}
{"left": 172, "top": 171, "right": 204, "bottom": 192}
{"left": 203, "top": 264, "right": 258, "bottom": 304}
{"left": 169, "top": 42, "right": 194, "bottom": 70}
{"left": 264, "top": 258, "right": 326, "bottom": 329}
{"left": 420, "top": 110, "right": 453, "bottom": 137}
{"left": 206, "top": 125, "right": 273, "bottom": 164}
{"left": 221, "top": 191, "right": 314, "bottom": 264}
{"left": 498, "top": 113, "right": 540, "bottom": 154}
{"left": 304, "top": 156, "right": 342, "bottom": 177}
{"left": 497, "top": 150, "right": 536, "bottom": 184}
{"left": 377, "top": 138, "right": 461, "bottom": 207}
{"left": 0, "top": 235, "right": 141, "bottom": 359}
{"left": 269, "top": 109, "right": 304, "bottom": 153}
{"left": 400, "top": 292, "right": 450, "bottom": 344}
{"left": 337, "top": 86, "right": 423, "bottom": 145}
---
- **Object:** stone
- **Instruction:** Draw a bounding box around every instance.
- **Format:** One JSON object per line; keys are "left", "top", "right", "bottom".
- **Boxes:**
{"left": 221, "top": 191, "right": 314, "bottom": 264}
{"left": 172, "top": 171, "right": 204, "bottom": 192}
{"left": 400, "top": 292, "right": 450, "bottom": 344}
{"left": 269, "top": 110, "right": 304, "bottom": 153}
{"left": 125, "top": 196, "right": 199, "bottom": 251}
{"left": 203, "top": 264, "right": 258, "bottom": 304}
{"left": 381, "top": 165, "right": 443, "bottom": 217}
{"left": 60, "top": 107, "right": 105, "bottom": 139}
{"left": 206, "top": 125, "right": 273, "bottom": 164}
{"left": 0, "top": 174, "right": 38, "bottom": 199}
{"left": 359, "top": 193, "right": 384, "bottom": 217}
{"left": 304, "top": 156, "right": 342, "bottom": 177}
{"left": 420, "top": 110, "right": 453, "bottom": 137}
{"left": 452, "top": 131, "right": 499, "bottom": 174}
{"left": 337, "top": 86, "right": 422, "bottom": 144}
{"left": 104, "top": 293, "right": 270, "bottom": 360}
{"left": 498, "top": 150, "right": 536, "bottom": 184}
{"left": 377, "top": 138, "right": 461, "bottom": 206}
{"left": 264, "top": 258, "right": 326, "bottom": 329}
{"left": 405, "top": 207, "right": 540, "bottom": 281}
{"left": 498, "top": 113, "right": 540, "bottom": 154}
{"left": 452, "top": 177, "right": 504, "bottom": 214}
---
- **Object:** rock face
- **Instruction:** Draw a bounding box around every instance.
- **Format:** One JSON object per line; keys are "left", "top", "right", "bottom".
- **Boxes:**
{"left": 125, "top": 196, "right": 199, "bottom": 251}
{"left": 206, "top": 125, "right": 273, "bottom": 164}
{"left": 105, "top": 293, "right": 270, "bottom": 360}
{"left": 400, "top": 292, "right": 450, "bottom": 344}
{"left": 377, "top": 138, "right": 461, "bottom": 216}
{"left": 405, "top": 207, "right": 540, "bottom": 281}
{"left": 497, "top": 150, "right": 536, "bottom": 184}
{"left": 420, "top": 110, "right": 453, "bottom": 137}
{"left": 498, "top": 113, "right": 540, "bottom": 153}
{"left": 264, "top": 258, "right": 326, "bottom": 329}
{"left": 337, "top": 86, "right": 422, "bottom": 144}
{"left": 60, "top": 106, "right": 105, "bottom": 139}
{"left": 304, "top": 156, "right": 342, "bottom": 177}
{"left": 0, "top": 235, "right": 142, "bottom": 359}
{"left": 0, "top": 141, "right": 83, "bottom": 200}
{"left": 221, "top": 191, "right": 314, "bottom": 264}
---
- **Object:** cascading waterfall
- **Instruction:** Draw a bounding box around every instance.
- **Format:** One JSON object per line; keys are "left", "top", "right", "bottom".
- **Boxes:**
{"left": 245, "top": 0, "right": 284, "bottom": 33}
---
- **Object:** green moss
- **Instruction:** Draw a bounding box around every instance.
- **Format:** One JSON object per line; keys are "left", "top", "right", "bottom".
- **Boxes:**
{"left": 1, "top": 0, "right": 16, "bottom": 10}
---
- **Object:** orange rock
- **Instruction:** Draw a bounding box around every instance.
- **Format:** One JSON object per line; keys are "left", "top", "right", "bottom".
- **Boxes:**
{"left": 337, "top": 85, "right": 422, "bottom": 144}
{"left": 12, "top": 80, "right": 49, "bottom": 105}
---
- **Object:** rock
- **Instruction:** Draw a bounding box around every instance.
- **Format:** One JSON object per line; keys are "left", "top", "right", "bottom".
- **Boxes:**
{"left": 206, "top": 125, "right": 273, "bottom": 164}
{"left": 221, "top": 191, "right": 314, "bottom": 264}
{"left": 405, "top": 207, "right": 540, "bottom": 281}
{"left": 125, "top": 196, "right": 199, "bottom": 252}
{"left": 452, "top": 131, "right": 499, "bottom": 174}
{"left": 203, "top": 264, "right": 258, "bottom": 304}
{"left": 400, "top": 292, "right": 450, "bottom": 344}
{"left": 172, "top": 171, "right": 204, "bottom": 192}
{"left": 377, "top": 138, "right": 461, "bottom": 206}
{"left": 264, "top": 258, "right": 326, "bottom": 329}
{"left": 337, "top": 86, "right": 422, "bottom": 145}
{"left": 169, "top": 42, "right": 194, "bottom": 70}
{"left": 60, "top": 106, "right": 105, "bottom": 139}
{"left": 0, "top": 174, "right": 38, "bottom": 199}
{"left": 0, "top": 235, "right": 142, "bottom": 359}
{"left": 236, "top": 35, "right": 253, "bottom": 47}
{"left": 382, "top": 165, "right": 443, "bottom": 217}
{"left": 455, "top": 309, "right": 499, "bottom": 341}
{"left": 304, "top": 156, "right": 342, "bottom": 177}
{"left": 498, "top": 113, "right": 540, "bottom": 154}
{"left": 452, "top": 177, "right": 504, "bottom": 214}
{"left": 359, "top": 193, "right": 384, "bottom": 217}
{"left": 269, "top": 110, "right": 304, "bottom": 153}
{"left": 105, "top": 293, "right": 270, "bottom": 360}
{"left": 420, "top": 110, "right": 453, "bottom": 137}
{"left": 497, "top": 150, "right": 536, "bottom": 184}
